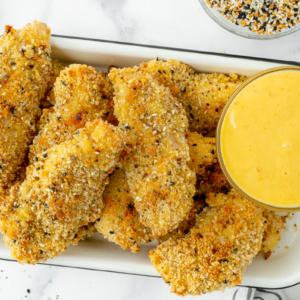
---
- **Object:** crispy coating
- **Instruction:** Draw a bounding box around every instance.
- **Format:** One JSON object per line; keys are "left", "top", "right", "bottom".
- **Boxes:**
{"left": 97, "top": 131, "right": 216, "bottom": 247}
{"left": 149, "top": 190, "right": 265, "bottom": 296}
{"left": 0, "top": 21, "right": 52, "bottom": 191}
{"left": 95, "top": 168, "right": 154, "bottom": 252}
{"left": 187, "top": 132, "right": 217, "bottom": 174}
{"left": 186, "top": 132, "right": 231, "bottom": 196}
{"left": 157, "top": 198, "right": 205, "bottom": 245}
{"left": 158, "top": 135, "right": 230, "bottom": 243}
{"left": 36, "top": 107, "right": 54, "bottom": 132}
{"left": 73, "top": 223, "right": 96, "bottom": 244}
{"left": 196, "top": 163, "right": 231, "bottom": 196}
{"left": 186, "top": 73, "right": 247, "bottom": 134}
{"left": 141, "top": 59, "right": 247, "bottom": 134}
{"left": 261, "top": 210, "right": 284, "bottom": 259}
{"left": 0, "top": 119, "right": 127, "bottom": 264}
{"left": 29, "top": 64, "right": 112, "bottom": 163}
{"left": 40, "top": 59, "right": 65, "bottom": 107}
{"left": 109, "top": 67, "right": 196, "bottom": 237}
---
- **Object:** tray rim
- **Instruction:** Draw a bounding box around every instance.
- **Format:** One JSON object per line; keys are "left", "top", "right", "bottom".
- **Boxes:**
{"left": 51, "top": 34, "right": 300, "bottom": 67}
{"left": 1, "top": 256, "right": 300, "bottom": 290}
{"left": 2, "top": 33, "right": 300, "bottom": 291}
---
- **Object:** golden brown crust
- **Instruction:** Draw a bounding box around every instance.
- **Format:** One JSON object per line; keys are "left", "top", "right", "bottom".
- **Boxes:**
{"left": 0, "top": 120, "right": 127, "bottom": 264}
{"left": 187, "top": 132, "right": 217, "bottom": 174}
{"left": 149, "top": 191, "right": 265, "bottom": 296}
{"left": 95, "top": 168, "right": 154, "bottom": 252}
{"left": 109, "top": 67, "right": 196, "bottom": 237}
{"left": 186, "top": 73, "right": 247, "bottom": 134}
{"left": 72, "top": 223, "right": 96, "bottom": 245}
{"left": 140, "top": 59, "right": 247, "bottom": 134}
{"left": 196, "top": 163, "right": 232, "bottom": 196}
{"left": 0, "top": 21, "right": 52, "bottom": 191}
{"left": 29, "top": 64, "right": 112, "bottom": 163}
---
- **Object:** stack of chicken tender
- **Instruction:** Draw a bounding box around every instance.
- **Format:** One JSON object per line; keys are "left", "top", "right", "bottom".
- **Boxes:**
{"left": 0, "top": 21, "right": 284, "bottom": 296}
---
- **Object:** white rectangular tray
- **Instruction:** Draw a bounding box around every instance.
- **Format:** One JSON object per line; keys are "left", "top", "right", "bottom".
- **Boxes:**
{"left": 1, "top": 35, "right": 300, "bottom": 289}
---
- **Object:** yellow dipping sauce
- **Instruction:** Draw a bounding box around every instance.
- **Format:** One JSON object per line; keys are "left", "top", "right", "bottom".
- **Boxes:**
{"left": 220, "top": 69, "right": 300, "bottom": 209}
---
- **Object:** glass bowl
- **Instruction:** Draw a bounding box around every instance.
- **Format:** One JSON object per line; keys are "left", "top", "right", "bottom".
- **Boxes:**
{"left": 216, "top": 66, "right": 300, "bottom": 212}
{"left": 198, "top": 0, "right": 300, "bottom": 39}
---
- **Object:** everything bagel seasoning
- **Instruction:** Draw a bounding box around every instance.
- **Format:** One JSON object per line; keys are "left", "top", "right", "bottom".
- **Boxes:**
{"left": 206, "top": 0, "right": 300, "bottom": 34}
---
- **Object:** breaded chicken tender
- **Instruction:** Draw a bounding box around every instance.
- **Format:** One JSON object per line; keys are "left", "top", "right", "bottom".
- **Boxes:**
{"left": 149, "top": 191, "right": 265, "bottom": 296}
{"left": 29, "top": 64, "right": 112, "bottom": 163}
{"left": 0, "top": 21, "right": 52, "bottom": 191}
{"left": 40, "top": 59, "right": 65, "bottom": 107}
{"left": 0, "top": 119, "right": 127, "bottom": 264}
{"left": 261, "top": 210, "right": 284, "bottom": 259}
{"left": 158, "top": 136, "right": 231, "bottom": 244}
{"left": 109, "top": 67, "right": 196, "bottom": 237}
{"left": 141, "top": 59, "right": 247, "bottom": 134}
{"left": 97, "top": 132, "right": 216, "bottom": 249}
{"left": 95, "top": 168, "right": 154, "bottom": 252}
{"left": 186, "top": 73, "right": 247, "bottom": 134}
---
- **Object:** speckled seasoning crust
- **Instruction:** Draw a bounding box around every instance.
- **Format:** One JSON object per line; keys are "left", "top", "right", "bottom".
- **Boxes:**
{"left": 0, "top": 119, "right": 127, "bottom": 264}
{"left": 141, "top": 59, "right": 247, "bottom": 135}
{"left": 196, "top": 163, "right": 232, "bottom": 196}
{"left": 29, "top": 64, "right": 114, "bottom": 163}
{"left": 96, "top": 132, "right": 217, "bottom": 249}
{"left": 95, "top": 168, "right": 154, "bottom": 253}
{"left": 158, "top": 133, "right": 217, "bottom": 244}
{"left": 207, "top": 0, "right": 300, "bottom": 34}
{"left": 109, "top": 66, "right": 196, "bottom": 237}
{"left": 149, "top": 190, "right": 266, "bottom": 296}
{"left": 0, "top": 21, "right": 52, "bottom": 192}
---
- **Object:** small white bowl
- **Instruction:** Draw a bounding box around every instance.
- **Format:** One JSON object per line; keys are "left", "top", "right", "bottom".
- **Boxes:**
{"left": 198, "top": 0, "right": 300, "bottom": 39}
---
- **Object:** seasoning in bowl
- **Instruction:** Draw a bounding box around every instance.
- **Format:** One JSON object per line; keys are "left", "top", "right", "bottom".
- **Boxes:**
{"left": 206, "top": 0, "right": 300, "bottom": 35}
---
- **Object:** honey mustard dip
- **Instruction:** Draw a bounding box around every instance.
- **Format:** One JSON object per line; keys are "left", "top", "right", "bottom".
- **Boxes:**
{"left": 219, "top": 68, "right": 300, "bottom": 210}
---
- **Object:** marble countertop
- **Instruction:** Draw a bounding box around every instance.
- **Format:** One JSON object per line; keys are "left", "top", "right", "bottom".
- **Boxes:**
{"left": 0, "top": 0, "right": 300, "bottom": 299}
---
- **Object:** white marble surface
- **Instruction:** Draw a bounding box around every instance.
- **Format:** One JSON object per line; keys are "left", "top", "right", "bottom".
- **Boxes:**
{"left": 0, "top": 0, "right": 300, "bottom": 299}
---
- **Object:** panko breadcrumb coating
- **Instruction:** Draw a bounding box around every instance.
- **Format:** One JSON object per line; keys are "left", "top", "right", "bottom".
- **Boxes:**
{"left": 96, "top": 132, "right": 217, "bottom": 249}
{"left": 141, "top": 59, "right": 247, "bottom": 134}
{"left": 0, "top": 21, "right": 52, "bottom": 191}
{"left": 40, "top": 59, "right": 65, "bottom": 107}
{"left": 186, "top": 133, "right": 231, "bottom": 196}
{"left": 74, "top": 223, "right": 96, "bottom": 244}
{"left": 95, "top": 168, "right": 154, "bottom": 253}
{"left": 261, "top": 210, "right": 284, "bottom": 260}
{"left": 187, "top": 132, "right": 217, "bottom": 174}
{"left": 149, "top": 190, "right": 265, "bottom": 296}
{"left": 196, "top": 163, "right": 232, "bottom": 196}
{"left": 36, "top": 107, "right": 54, "bottom": 132}
{"left": 158, "top": 133, "right": 216, "bottom": 244}
{"left": 157, "top": 198, "right": 205, "bottom": 245}
{"left": 186, "top": 73, "right": 247, "bottom": 134}
{"left": 0, "top": 119, "right": 127, "bottom": 264}
{"left": 29, "top": 64, "right": 113, "bottom": 163}
{"left": 109, "top": 67, "right": 196, "bottom": 237}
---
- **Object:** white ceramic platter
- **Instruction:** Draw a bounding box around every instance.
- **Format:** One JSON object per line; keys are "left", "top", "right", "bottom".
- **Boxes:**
{"left": 1, "top": 35, "right": 300, "bottom": 289}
